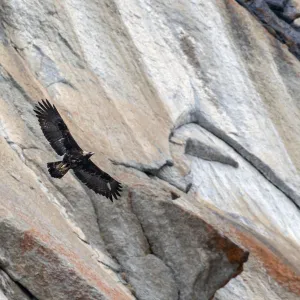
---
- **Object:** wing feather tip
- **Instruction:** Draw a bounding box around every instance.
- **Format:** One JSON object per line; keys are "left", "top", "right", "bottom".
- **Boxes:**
{"left": 39, "top": 100, "right": 47, "bottom": 110}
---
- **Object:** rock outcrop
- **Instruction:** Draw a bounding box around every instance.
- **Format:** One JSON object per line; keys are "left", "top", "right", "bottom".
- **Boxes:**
{"left": 0, "top": 0, "right": 300, "bottom": 299}
{"left": 236, "top": 0, "right": 300, "bottom": 60}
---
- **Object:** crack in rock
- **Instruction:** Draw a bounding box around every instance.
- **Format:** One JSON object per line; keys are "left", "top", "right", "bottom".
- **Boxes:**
{"left": 130, "top": 188, "right": 249, "bottom": 300}
{"left": 172, "top": 109, "right": 300, "bottom": 210}
{"left": 185, "top": 138, "right": 239, "bottom": 168}
{"left": 111, "top": 159, "right": 192, "bottom": 193}
{"left": 235, "top": 0, "right": 300, "bottom": 60}
{"left": 0, "top": 268, "right": 38, "bottom": 300}
{"left": 110, "top": 159, "right": 174, "bottom": 176}
{"left": 88, "top": 187, "right": 179, "bottom": 300}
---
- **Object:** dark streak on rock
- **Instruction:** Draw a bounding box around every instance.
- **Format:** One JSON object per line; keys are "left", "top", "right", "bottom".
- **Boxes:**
{"left": 0, "top": 65, "right": 33, "bottom": 104}
{"left": 172, "top": 109, "right": 300, "bottom": 210}
{"left": 46, "top": 78, "right": 77, "bottom": 90}
{"left": 15, "top": 283, "right": 39, "bottom": 300}
{"left": 0, "top": 268, "right": 38, "bottom": 300}
{"left": 265, "top": 0, "right": 288, "bottom": 11}
{"left": 235, "top": 0, "right": 300, "bottom": 60}
{"left": 185, "top": 183, "right": 193, "bottom": 194}
{"left": 180, "top": 33, "right": 201, "bottom": 70}
{"left": 185, "top": 138, "right": 239, "bottom": 168}
{"left": 111, "top": 159, "right": 191, "bottom": 193}
{"left": 110, "top": 159, "right": 173, "bottom": 176}
{"left": 97, "top": 259, "right": 120, "bottom": 273}
{"left": 170, "top": 191, "right": 180, "bottom": 200}
{"left": 57, "top": 32, "right": 81, "bottom": 59}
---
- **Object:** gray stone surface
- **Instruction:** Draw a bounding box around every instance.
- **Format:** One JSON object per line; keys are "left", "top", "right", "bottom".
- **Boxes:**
{"left": 0, "top": 0, "right": 299, "bottom": 300}
{"left": 0, "top": 269, "right": 32, "bottom": 300}
{"left": 284, "top": 0, "right": 300, "bottom": 21}
{"left": 0, "top": 290, "right": 8, "bottom": 300}
{"left": 236, "top": 0, "right": 300, "bottom": 56}
{"left": 0, "top": 149, "right": 133, "bottom": 300}
{"left": 125, "top": 255, "right": 178, "bottom": 300}
{"left": 131, "top": 187, "right": 248, "bottom": 300}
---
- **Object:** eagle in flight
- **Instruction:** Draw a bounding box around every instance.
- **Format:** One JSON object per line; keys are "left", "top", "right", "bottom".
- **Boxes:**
{"left": 34, "top": 99, "right": 122, "bottom": 201}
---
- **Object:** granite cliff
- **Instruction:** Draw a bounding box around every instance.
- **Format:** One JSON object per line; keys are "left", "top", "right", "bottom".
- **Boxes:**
{"left": 0, "top": 0, "right": 300, "bottom": 299}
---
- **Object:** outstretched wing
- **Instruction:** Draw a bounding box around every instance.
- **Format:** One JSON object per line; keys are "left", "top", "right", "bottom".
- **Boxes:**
{"left": 73, "top": 160, "right": 122, "bottom": 201}
{"left": 34, "top": 99, "right": 81, "bottom": 155}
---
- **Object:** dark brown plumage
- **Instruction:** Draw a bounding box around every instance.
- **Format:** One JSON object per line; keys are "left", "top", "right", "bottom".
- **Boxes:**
{"left": 34, "top": 99, "right": 122, "bottom": 201}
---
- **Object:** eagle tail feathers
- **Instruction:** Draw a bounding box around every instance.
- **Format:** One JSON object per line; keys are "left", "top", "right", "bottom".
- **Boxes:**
{"left": 47, "top": 161, "right": 70, "bottom": 178}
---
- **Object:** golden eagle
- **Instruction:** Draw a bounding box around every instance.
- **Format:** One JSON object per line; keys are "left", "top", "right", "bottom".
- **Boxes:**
{"left": 34, "top": 99, "right": 122, "bottom": 201}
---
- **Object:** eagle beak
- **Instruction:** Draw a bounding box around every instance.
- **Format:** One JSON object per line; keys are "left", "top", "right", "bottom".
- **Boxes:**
{"left": 83, "top": 151, "right": 94, "bottom": 157}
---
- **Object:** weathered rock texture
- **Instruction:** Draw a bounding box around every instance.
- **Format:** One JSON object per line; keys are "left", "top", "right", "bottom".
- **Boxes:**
{"left": 0, "top": 0, "right": 300, "bottom": 299}
{"left": 236, "top": 0, "right": 300, "bottom": 60}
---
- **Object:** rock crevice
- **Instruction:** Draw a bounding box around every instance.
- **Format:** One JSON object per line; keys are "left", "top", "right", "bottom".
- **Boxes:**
{"left": 0, "top": 268, "right": 37, "bottom": 300}
{"left": 235, "top": 0, "right": 300, "bottom": 59}
{"left": 173, "top": 109, "right": 300, "bottom": 210}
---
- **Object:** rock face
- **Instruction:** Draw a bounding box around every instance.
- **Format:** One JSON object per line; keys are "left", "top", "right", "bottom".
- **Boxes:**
{"left": 236, "top": 0, "right": 300, "bottom": 59}
{"left": 0, "top": 0, "right": 300, "bottom": 300}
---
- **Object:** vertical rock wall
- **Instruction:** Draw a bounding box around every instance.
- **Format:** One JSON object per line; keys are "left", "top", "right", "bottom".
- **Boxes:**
{"left": 0, "top": 0, "right": 299, "bottom": 299}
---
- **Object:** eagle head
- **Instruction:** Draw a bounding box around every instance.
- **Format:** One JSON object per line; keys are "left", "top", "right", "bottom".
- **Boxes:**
{"left": 83, "top": 151, "right": 95, "bottom": 159}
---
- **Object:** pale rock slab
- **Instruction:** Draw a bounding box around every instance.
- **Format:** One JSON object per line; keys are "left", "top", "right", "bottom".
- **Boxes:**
{"left": 0, "top": 0, "right": 299, "bottom": 299}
